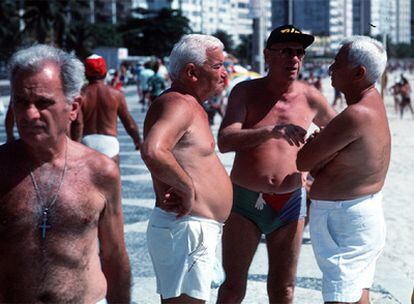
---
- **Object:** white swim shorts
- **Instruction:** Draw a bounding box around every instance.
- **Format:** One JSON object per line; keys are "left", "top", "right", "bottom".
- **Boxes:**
{"left": 310, "top": 192, "right": 386, "bottom": 302}
{"left": 146, "top": 207, "right": 224, "bottom": 301}
{"left": 82, "top": 134, "right": 120, "bottom": 158}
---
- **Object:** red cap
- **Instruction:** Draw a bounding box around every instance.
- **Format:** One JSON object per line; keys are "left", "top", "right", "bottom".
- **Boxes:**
{"left": 85, "top": 54, "right": 107, "bottom": 78}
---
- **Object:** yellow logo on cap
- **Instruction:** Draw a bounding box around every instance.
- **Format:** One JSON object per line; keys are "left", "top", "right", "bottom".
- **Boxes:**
{"left": 281, "top": 28, "right": 300, "bottom": 34}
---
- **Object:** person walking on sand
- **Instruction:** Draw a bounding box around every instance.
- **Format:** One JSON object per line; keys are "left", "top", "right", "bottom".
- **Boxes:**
{"left": 399, "top": 77, "right": 414, "bottom": 119}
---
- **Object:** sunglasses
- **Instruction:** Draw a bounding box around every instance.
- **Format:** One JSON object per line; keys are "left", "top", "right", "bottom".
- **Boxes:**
{"left": 268, "top": 47, "right": 306, "bottom": 58}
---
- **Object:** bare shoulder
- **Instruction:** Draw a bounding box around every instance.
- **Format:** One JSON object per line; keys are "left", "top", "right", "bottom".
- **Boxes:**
{"left": 300, "top": 81, "right": 326, "bottom": 105}
{"left": 227, "top": 78, "right": 264, "bottom": 108}
{"left": 111, "top": 86, "right": 124, "bottom": 99}
{"left": 0, "top": 142, "right": 26, "bottom": 193}
{"left": 70, "top": 140, "right": 120, "bottom": 184}
{"left": 149, "top": 90, "right": 197, "bottom": 115}
{"left": 231, "top": 78, "right": 262, "bottom": 96}
{"left": 339, "top": 101, "right": 372, "bottom": 128}
{"left": 0, "top": 142, "right": 18, "bottom": 172}
{"left": 0, "top": 140, "right": 26, "bottom": 166}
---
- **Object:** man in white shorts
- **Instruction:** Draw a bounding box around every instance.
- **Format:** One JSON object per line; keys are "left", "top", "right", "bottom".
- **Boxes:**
{"left": 297, "top": 36, "right": 390, "bottom": 303}
{"left": 141, "top": 34, "right": 233, "bottom": 303}
{"left": 72, "top": 54, "right": 141, "bottom": 164}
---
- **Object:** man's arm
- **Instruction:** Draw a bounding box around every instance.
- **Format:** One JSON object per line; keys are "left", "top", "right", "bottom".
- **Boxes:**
{"left": 307, "top": 84, "right": 337, "bottom": 127}
{"left": 5, "top": 102, "right": 15, "bottom": 142}
{"left": 117, "top": 93, "right": 142, "bottom": 150}
{"left": 141, "top": 97, "right": 195, "bottom": 217}
{"left": 297, "top": 106, "right": 363, "bottom": 172}
{"left": 71, "top": 90, "right": 85, "bottom": 142}
{"left": 98, "top": 160, "right": 131, "bottom": 303}
{"left": 70, "top": 107, "right": 84, "bottom": 142}
{"left": 218, "top": 82, "right": 306, "bottom": 153}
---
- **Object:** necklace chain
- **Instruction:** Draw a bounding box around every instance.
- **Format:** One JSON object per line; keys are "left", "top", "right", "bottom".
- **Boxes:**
{"left": 29, "top": 140, "right": 68, "bottom": 215}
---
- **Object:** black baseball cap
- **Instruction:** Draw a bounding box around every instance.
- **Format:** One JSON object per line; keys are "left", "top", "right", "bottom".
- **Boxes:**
{"left": 266, "top": 25, "right": 315, "bottom": 49}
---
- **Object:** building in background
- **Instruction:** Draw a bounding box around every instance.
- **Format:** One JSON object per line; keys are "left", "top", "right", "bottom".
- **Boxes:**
{"left": 88, "top": 0, "right": 132, "bottom": 24}
{"left": 271, "top": 0, "right": 352, "bottom": 52}
{"left": 142, "top": 0, "right": 270, "bottom": 45}
{"left": 395, "top": 0, "right": 411, "bottom": 43}
{"left": 412, "top": 0, "right": 414, "bottom": 43}
{"left": 353, "top": 0, "right": 371, "bottom": 36}
{"left": 84, "top": 0, "right": 411, "bottom": 55}
{"left": 271, "top": 0, "right": 410, "bottom": 53}
{"left": 353, "top": 0, "right": 410, "bottom": 44}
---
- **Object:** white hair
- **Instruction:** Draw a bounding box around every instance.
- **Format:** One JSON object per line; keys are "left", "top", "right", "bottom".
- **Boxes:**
{"left": 9, "top": 44, "right": 85, "bottom": 103}
{"left": 341, "top": 36, "right": 387, "bottom": 85}
{"left": 168, "top": 34, "right": 224, "bottom": 81}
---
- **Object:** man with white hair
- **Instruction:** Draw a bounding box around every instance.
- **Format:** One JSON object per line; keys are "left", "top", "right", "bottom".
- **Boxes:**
{"left": 297, "top": 36, "right": 390, "bottom": 303}
{"left": 142, "top": 34, "right": 233, "bottom": 303}
{"left": 0, "top": 45, "right": 131, "bottom": 303}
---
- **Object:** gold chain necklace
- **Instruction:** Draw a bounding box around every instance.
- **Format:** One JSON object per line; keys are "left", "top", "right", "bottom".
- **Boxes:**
{"left": 29, "top": 140, "right": 68, "bottom": 240}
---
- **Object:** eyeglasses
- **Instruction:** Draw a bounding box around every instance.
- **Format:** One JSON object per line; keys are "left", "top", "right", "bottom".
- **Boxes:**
{"left": 268, "top": 47, "right": 306, "bottom": 59}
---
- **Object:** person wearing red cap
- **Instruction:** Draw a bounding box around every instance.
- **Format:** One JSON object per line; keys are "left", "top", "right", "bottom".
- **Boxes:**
{"left": 217, "top": 25, "right": 336, "bottom": 303}
{"left": 73, "top": 54, "right": 141, "bottom": 164}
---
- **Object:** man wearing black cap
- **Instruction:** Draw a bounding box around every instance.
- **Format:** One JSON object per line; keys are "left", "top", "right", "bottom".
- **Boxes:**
{"left": 217, "top": 25, "right": 335, "bottom": 303}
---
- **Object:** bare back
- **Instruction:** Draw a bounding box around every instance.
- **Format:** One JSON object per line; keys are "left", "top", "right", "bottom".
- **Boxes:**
{"left": 221, "top": 78, "right": 334, "bottom": 193}
{"left": 307, "top": 89, "right": 391, "bottom": 199}
{"left": 143, "top": 91, "right": 233, "bottom": 222}
{"left": 81, "top": 82, "right": 123, "bottom": 136}
{"left": 0, "top": 140, "right": 117, "bottom": 303}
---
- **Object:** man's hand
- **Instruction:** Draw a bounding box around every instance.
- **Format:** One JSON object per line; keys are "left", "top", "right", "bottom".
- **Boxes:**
{"left": 306, "top": 127, "right": 323, "bottom": 143}
{"left": 272, "top": 124, "right": 307, "bottom": 147}
{"left": 162, "top": 187, "right": 194, "bottom": 218}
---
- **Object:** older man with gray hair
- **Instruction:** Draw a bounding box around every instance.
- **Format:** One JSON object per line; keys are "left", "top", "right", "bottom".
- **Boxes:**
{"left": 297, "top": 36, "right": 389, "bottom": 303}
{"left": 0, "top": 44, "right": 131, "bottom": 303}
{"left": 142, "top": 34, "right": 233, "bottom": 303}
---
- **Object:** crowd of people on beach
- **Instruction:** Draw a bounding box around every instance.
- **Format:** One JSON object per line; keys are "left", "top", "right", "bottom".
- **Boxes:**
{"left": 0, "top": 24, "right": 395, "bottom": 304}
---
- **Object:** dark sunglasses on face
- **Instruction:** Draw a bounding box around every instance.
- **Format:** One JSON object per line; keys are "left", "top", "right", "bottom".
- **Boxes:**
{"left": 268, "top": 47, "right": 306, "bottom": 58}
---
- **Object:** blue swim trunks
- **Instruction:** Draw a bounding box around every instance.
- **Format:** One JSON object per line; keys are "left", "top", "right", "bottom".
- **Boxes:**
{"left": 232, "top": 183, "right": 307, "bottom": 235}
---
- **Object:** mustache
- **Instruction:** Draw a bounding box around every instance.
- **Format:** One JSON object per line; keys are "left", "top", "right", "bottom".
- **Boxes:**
{"left": 19, "top": 123, "right": 46, "bottom": 129}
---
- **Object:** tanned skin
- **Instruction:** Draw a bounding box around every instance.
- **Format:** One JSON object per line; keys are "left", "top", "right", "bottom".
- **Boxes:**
{"left": 142, "top": 47, "right": 233, "bottom": 303}
{"left": 297, "top": 44, "right": 391, "bottom": 304}
{"left": 73, "top": 78, "right": 141, "bottom": 164}
{"left": 217, "top": 41, "right": 336, "bottom": 304}
{"left": 0, "top": 63, "right": 131, "bottom": 303}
